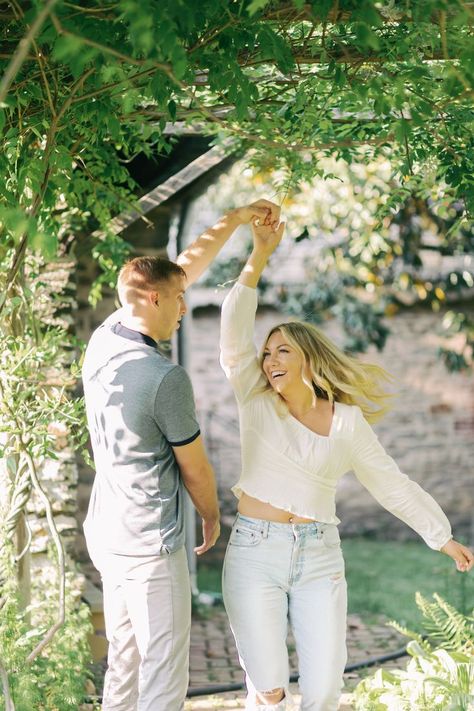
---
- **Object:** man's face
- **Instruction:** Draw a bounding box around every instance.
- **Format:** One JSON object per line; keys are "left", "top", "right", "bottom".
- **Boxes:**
{"left": 154, "top": 274, "right": 187, "bottom": 340}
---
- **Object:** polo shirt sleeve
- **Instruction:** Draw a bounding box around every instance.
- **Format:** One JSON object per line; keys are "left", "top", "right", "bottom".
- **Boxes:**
{"left": 154, "top": 365, "right": 200, "bottom": 446}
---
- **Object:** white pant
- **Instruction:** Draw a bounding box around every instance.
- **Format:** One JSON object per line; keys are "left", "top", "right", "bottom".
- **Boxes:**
{"left": 223, "top": 516, "right": 347, "bottom": 711}
{"left": 90, "top": 546, "right": 191, "bottom": 711}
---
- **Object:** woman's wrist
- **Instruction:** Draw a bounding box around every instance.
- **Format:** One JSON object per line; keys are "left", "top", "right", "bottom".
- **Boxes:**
{"left": 250, "top": 247, "right": 273, "bottom": 261}
{"left": 238, "top": 250, "right": 269, "bottom": 288}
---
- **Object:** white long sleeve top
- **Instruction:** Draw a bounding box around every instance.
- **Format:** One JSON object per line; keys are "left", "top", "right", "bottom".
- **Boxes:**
{"left": 219, "top": 282, "right": 452, "bottom": 551}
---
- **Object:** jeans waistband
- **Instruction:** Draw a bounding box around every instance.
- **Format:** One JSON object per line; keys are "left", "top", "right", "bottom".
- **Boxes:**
{"left": 235, "top": 513, "right": 336, "bottom": 539}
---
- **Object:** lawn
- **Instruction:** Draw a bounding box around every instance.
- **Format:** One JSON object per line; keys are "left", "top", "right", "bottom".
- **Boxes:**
{"left": 197, "top": 537, "right": 473, "bottom": 630}
{"left": 342, "top": 537, "right": 473, "bottom": 628}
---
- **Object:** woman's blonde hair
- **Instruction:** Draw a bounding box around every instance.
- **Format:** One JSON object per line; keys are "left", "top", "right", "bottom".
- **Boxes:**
{"left": 259, "top": 321, "right": 393, "bottom": 423}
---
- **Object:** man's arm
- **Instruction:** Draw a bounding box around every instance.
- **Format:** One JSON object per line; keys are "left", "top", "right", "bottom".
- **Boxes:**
{"left": 176, "top": 200, "right": 281, "bottom": 287}
{"left": 172, "top": 435, "right": 220, "bottom": 555}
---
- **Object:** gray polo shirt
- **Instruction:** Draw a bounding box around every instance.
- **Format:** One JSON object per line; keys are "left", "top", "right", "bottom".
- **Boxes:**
{"left": 82, "top": 321, "right": 200, "bottom": 556}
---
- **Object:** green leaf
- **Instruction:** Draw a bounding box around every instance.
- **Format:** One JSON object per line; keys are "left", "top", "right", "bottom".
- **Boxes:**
{"left": 0, "top": 207, "right": 30, "bottom": 241}
{"left": 354, "top": 23, "right": 380, "bottom": 51}
{"left": 394, "top": 118, "right": 412, "bottom": 142}
{"left": 352, "top": 1, "right": 383, "bottom": 28}
{"left": 309, "top": 0, "right": 333, "bottom": 21}
{"left": 52, "top": 34, "right": 84, "bottom": 62}
{"left": 247, "top": 0, "right": 271, "bottom": 16}
{"left": 28, "top": 230, "right": 58, "bottom": 260}
{"left": 168, "top": 99, "right": 177, "bottom": 120}
{"left": 171, "top": 46, "right": 187, "bottom": 80}
{"left": 107, "top": 115, "right": 122, "bottom": 141}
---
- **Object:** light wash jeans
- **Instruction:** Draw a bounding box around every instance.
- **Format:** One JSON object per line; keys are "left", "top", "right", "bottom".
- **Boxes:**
{"left": 223, "top": 515, "right": 347, "bottom": 711}
{"left": 89, "top": 546, "right": 191, "bottom": 711}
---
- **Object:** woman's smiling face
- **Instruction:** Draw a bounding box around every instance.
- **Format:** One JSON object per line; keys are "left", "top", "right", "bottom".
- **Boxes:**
{"left": 262, "top": 330, "right": 308, "bottom": 395}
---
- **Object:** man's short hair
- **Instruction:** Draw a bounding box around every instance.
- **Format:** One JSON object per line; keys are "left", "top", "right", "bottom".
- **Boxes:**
{"left": 118, "top": 257, "right": 186, "bottom": 303}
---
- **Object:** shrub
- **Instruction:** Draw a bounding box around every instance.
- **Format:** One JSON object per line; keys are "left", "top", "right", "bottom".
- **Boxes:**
{"left": 0, "top": 555, "right": 95, "bottom": 711}
{"left": 354, "top": 593, "right": 474, "bottom": 711}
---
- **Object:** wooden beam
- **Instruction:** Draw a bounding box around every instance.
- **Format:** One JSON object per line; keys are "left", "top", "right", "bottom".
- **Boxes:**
{"left": 90, "top": 142, "right": 232, "bottom": 239}
{"left": 262, "top": 1, "right": 474, "bottom": 24}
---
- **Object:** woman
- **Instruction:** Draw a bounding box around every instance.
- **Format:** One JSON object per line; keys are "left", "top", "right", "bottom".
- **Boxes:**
{"left": 219, "top": 213, "right": 473, "bottom": 711}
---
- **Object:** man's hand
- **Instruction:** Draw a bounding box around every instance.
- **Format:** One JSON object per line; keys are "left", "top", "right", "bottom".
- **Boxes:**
{"left": 441, "top": 538, "right": 474, "bottom": 572}
{"left": 194, "top": 517, "right": 220, "bottom": 555}
{"left": 231, "top": 199, "right": 281, "bottom": 227}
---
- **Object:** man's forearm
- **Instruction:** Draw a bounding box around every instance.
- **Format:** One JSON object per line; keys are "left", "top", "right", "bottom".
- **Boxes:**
{"left": 176, "top": 210, "right": 241, "bottom": 287}
{"left": 181, "top": 465, "right": 220, "bottom": 522}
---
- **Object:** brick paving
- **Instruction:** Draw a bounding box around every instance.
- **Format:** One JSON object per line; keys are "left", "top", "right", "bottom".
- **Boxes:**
{"left": 185, "top": 606, "right": 407, "bottom": 710}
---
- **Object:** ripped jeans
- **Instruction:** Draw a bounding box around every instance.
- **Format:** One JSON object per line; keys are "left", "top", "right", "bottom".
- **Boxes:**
{"left": 222, "top": 515, "right": 347, "bottom": 711}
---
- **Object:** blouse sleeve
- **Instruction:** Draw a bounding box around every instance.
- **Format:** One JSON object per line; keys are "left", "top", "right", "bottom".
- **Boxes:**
{"left": 220, "top": 282, "right": 266, "bottom": 403}
{"left": 350, "top": 406, "right": 452, "bottom": 550}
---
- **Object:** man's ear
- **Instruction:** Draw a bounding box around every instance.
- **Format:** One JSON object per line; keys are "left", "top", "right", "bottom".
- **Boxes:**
{"left": 148, "top": 290, "right": 159, "bottom": 307}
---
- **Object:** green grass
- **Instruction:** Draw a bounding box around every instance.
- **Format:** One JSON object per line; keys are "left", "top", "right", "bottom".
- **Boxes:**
{"left": 197, "top": 564, "right": 223, "bottom": 596}
{"left": 197, "top": 537, "right": 474, "bottom": 629}
{"left": 343, "top": 537, "right": 473, "bottom": 628}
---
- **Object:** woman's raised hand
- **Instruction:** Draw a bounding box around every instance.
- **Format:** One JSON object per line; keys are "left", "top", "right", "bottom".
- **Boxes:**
{"left": 251, "top": 214, "right": 285, "bottom": 256}
{"left": 237, "top": 200, "right": 285, "bottom": 288}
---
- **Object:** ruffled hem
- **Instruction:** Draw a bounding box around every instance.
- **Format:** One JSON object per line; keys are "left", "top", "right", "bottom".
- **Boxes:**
{"left": 231, "top": 484, "right": 340, "bottom": 525}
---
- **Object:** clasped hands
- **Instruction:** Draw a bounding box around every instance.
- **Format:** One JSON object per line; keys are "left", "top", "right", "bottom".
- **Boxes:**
{"left": 233, "top": 199, "right": 285, "bottom": 254}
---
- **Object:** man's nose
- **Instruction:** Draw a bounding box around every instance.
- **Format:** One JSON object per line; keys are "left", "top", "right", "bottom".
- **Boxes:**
{"left": 181, "top": 300, "right": 188, "bottom": 316}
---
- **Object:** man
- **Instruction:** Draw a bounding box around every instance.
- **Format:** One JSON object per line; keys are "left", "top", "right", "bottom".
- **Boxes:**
{"left": 82, "top": 200, "right": 280, "bottom": 711}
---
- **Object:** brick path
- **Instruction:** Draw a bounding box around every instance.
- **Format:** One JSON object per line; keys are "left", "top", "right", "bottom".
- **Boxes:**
{"left": 185, "top": 606, "right": 407, "bottom": 710}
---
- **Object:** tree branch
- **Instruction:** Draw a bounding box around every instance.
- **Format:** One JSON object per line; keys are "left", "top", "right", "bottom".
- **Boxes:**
{"left": 0, "top": 657, "right": 15, "bottom": 711}
{"left": 23, "top": 443, "right": 65, "bottom": 664}
{"left": 0, "top": 378, "right": 67, "bottom": 664}
{"left": 50, "top": 13, "right": 170, "bottom": 71}
{"left": 260, "top": 1, "right": 474, "bottom": 24}
{"left": 70, "top": 66, "right": 157, "bottom": 105}
{"left": 0, "top": 0, "right": 61, "bottom": 105}
{"left": 0, "top": 63, "right": 94, "bottom": 318}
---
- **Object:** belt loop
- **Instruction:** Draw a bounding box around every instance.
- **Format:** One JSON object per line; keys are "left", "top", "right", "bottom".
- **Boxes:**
{"left": 262, "top": 521, "right": 270, "bottom": 538}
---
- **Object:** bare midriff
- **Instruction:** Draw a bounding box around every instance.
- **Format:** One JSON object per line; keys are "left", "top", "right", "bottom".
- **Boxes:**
{"left": 238, "top": 492, "right": 317, "bottom": 524}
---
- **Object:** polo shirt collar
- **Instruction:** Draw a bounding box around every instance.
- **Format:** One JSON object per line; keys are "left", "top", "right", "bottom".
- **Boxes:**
{"left": 111, "top": 322, "right": 158, "bottom": 349}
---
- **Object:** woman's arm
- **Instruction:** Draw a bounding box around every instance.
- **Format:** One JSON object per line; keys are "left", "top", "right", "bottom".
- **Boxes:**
{"left": 219, "top": 214, "right": 285, "bottom": 403}
{"left": 350, "top": 406, "right": 473, "bottom": 572}
{"left": 239, "top": 217, "right": 285, "bottom": 289}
